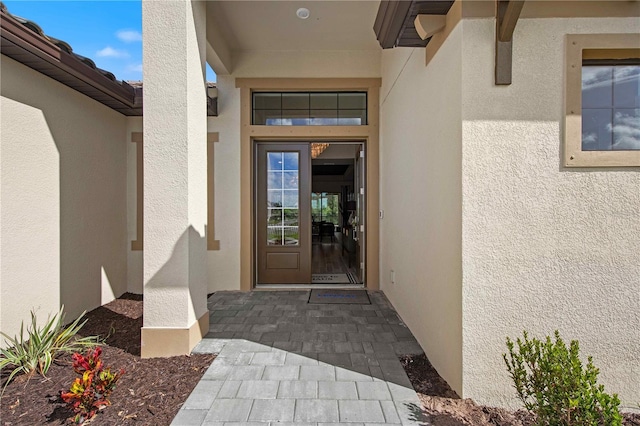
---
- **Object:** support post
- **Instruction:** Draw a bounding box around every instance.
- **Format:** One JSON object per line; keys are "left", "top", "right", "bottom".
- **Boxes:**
{"left": 495, "top": 0, "right": 525, "bottom": 85}
{"left": 141, "top": 0, "right": 209, "bottom": 358}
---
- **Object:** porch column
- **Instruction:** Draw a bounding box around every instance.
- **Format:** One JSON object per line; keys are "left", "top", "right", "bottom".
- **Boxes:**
{"left": 141, "top": 0, "right": 209, "bottom": 357}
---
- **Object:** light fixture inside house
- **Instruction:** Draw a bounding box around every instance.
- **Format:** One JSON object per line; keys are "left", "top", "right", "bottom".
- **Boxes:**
{"left": 311, "top": 143, "right": 329, "bottom": 158}
{"left": 296, "top": 7, "right": 310, "bottom": 19}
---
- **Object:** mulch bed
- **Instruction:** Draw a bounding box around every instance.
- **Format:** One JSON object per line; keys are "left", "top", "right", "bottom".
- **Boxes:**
{"left": 400, "top": 353, "right": 640, "bottom": 426}
{"left": 0, "top": 294, "right": 214, "bottom": 425}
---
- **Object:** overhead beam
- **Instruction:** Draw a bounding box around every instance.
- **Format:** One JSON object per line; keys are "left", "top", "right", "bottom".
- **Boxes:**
{"left": 495, "top": 0, "right": 525, "bottom": 85}
{"left": 414, "top": 14, "right": 447, "bottom": 40}
{"left": 497, "top": 0, "right": 525, "bottom": 42}
{"left": 205, "top": 2, "right": 233, "bottom": 75}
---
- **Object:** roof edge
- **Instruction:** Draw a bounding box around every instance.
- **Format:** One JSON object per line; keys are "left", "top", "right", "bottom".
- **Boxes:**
{"left": 1, "top": 6, "right": 141, "bottom": 114}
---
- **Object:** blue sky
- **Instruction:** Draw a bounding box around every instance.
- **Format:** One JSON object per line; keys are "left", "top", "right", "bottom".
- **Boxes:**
{"left": 3, "top": 1, "right": 215, "bottom": 82}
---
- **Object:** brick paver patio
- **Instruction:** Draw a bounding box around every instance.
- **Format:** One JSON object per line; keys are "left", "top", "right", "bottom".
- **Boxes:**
{"left": 171, "top": 290, "right": 429, "bottom": 425}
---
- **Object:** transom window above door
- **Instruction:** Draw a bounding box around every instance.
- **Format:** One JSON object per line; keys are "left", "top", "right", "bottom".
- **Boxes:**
{"left": 252, "top": 92, "right": 367, "bottom": 125}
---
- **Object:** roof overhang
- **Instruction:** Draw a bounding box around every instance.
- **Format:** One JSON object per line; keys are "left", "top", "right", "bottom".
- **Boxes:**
{"left": 1, "top": 5, "right": 218, "bottom": 117}
{"left": 1, "top": 7, "right": 141, "bottom": 115}
{"left": 374, "top": 0, "right": 455, "bottom": 49}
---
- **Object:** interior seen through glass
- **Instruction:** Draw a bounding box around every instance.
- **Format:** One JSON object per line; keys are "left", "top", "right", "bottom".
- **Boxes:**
{"left": 310, "top": 143, "right": 362, "bottom": 283}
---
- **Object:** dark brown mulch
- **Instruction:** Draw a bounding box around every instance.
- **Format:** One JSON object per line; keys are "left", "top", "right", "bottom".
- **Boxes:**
{"left": 401, "top": 353, "right": 640, "bottom": 426}
{"left": 1, "top": 293, "right": 214, "bottom": 425}
{"left": 400, "top": 353, "right": 533, "bottom": 426}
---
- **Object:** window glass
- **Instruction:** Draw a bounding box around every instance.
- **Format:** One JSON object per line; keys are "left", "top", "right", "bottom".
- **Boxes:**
{"left": 311, "top": 93, "right": 338, "bottom": 109}
{"left": 582, "top": 66, "right": 613, "bottom": 108}
{"left": 582, "top": 64, "right": 640, "bottom": 151}
{"left": 282, "top": 109, "right": 312, "bottom": 125}
{"left": 338, "top": 109, "right": 367, "bottom": 125}
{"left": 613, "top": 66, "right": 640, "bottom": 108}
{"left": 613, "top": 108, "right": 640, "bottom": 150}
{"left": 310, "top": 110, "right": 338, "bottom": 126}
{"left": 254, "top": 93, "right": 281, "bottom": 109}
{"left": 282, "top": 93, "right": 309, "bottom": 109}
{"left": 266, "top": 151, "right": 299, "bottom": 245}
{"left": 311, "top": 192, "right": 340, "bottom": 224}
{"left": 254, "top": 110, "right": 282, "bottom": 126}
{"left": 253, "top": 92, "right": 367, "bottom": 125}
{"left": 339, "top": 93, "right": 367, "bottom": 109}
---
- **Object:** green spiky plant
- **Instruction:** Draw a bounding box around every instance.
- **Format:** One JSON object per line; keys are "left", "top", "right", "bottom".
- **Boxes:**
{"left": 0, "top": 306, "right": 101, "bottom": 392}
{"left": 504, "top": 330, "right": 622, "bottom": 425}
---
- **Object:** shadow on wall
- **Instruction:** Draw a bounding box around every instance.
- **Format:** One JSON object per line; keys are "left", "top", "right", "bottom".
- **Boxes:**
{"left": 143, "top": 225, "right": 208, "bottom": 328}
{"left": 0, "top": 58, "right": 129, "bottom": 334}
{"left": 43, "top": 103, "right": 128, "bottom": 323}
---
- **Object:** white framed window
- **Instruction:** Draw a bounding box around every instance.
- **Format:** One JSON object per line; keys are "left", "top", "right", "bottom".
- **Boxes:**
{"left": 564, "top": 34, "right": 640, "bottom": 167}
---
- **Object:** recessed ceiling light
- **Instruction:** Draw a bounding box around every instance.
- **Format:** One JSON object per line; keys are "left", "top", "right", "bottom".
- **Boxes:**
{"left": 296, "top": 7, "right": 310, "bottom": 19}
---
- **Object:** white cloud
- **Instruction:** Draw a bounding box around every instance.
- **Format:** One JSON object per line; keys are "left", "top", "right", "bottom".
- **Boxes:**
{"left": 96, "top": 46, "right": 129, "bottom": 58}
{"left": 126, "top": 64, "right": 143, "bottom": 73}
{"left": 581, "top": 132, "right": 597, "bottom": 148}
{"left": 116, "top": 29, "right": 142, "bottom": 43}
{"left": 611, "top": 111, "right": 640, "bottom": 150}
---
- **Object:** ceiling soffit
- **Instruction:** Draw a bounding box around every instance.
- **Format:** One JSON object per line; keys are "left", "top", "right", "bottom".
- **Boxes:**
{"left": 206, "top": 1, "right": 381, "bottom": 52}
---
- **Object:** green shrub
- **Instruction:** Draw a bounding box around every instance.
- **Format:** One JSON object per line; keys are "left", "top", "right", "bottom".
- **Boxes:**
{"left": 503, "top": 330, "right": 621, "bottom": 426}
{"left": 0, "top": 307, "right": 100, "bottom": 391}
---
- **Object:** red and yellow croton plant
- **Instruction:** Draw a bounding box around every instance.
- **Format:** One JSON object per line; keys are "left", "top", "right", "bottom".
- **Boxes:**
{"left": 61, "top": 347, "right": 124, "bottom": 424}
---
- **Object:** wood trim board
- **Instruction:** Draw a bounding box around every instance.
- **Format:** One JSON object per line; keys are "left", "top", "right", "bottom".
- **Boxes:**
{"left": 238, "top": 78, "right": 381, "bottom": 292}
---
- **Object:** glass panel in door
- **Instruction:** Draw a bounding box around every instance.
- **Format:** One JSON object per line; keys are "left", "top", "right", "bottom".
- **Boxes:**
{"left": 257, "top": 144, "right": 311, "bottom": 284}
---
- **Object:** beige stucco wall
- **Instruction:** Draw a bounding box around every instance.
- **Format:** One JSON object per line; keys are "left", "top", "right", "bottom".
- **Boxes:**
{"left": 1, "top": 56, "right": 128, "bottom": 342}
{"left": 142, "top": 0, "right": 208, "bottom": 334}
{"left": 207, "top": 75, "right": 241, "bottom": 292}
{"left": 461, "top": 17, "right": 640, "bottom": 408}
{"left": 379, "top": 25, "right": 463, "bottom": 395}
{"left": 232, "top": 50, "right": 381, "bottom": 78}
{"left": 126, "top": 117, "right": 143, "bottom": 294}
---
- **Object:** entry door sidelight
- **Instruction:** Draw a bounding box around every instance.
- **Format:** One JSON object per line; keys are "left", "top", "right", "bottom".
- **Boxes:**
{"left": 256, "top": 143, "right": 311, "bottom": 284}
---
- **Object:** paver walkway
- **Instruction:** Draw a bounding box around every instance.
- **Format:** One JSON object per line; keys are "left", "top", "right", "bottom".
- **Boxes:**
{"left": 171, "top": 290, "right": 429, "bottom": 425}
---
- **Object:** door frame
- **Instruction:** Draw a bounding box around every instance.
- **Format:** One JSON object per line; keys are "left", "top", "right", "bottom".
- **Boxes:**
{"left": 236, "top": 78, "right": 381, "bottom": 291}
{"left": 254, "top": 140, "right": 367, "bottom": 285}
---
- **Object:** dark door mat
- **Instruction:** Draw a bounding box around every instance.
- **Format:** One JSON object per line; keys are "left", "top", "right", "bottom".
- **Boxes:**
{"left": 308, "top": 289, "right": 371, "bottom": 304}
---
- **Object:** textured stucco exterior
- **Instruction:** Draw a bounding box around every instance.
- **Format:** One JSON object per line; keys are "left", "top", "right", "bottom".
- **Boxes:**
{"left": 460, "top": 17, "right": 640, "bottom": 408}
{"left": 379, "top": 24, "right": 463, "bottom": 395}
{"left": 1, "top": 56, "right": 128, "bottom": 342}
{"left": 206, "top": 75, "right": 242, "bottom": 292}
{"left": 377, "top": 14, "right": 639, "bottom": 408}
{"left": 141, "top": 0, "right": 208, "bottom": 338}
{"left": 126, "top": 117, "right": 143, "bottom": 294}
